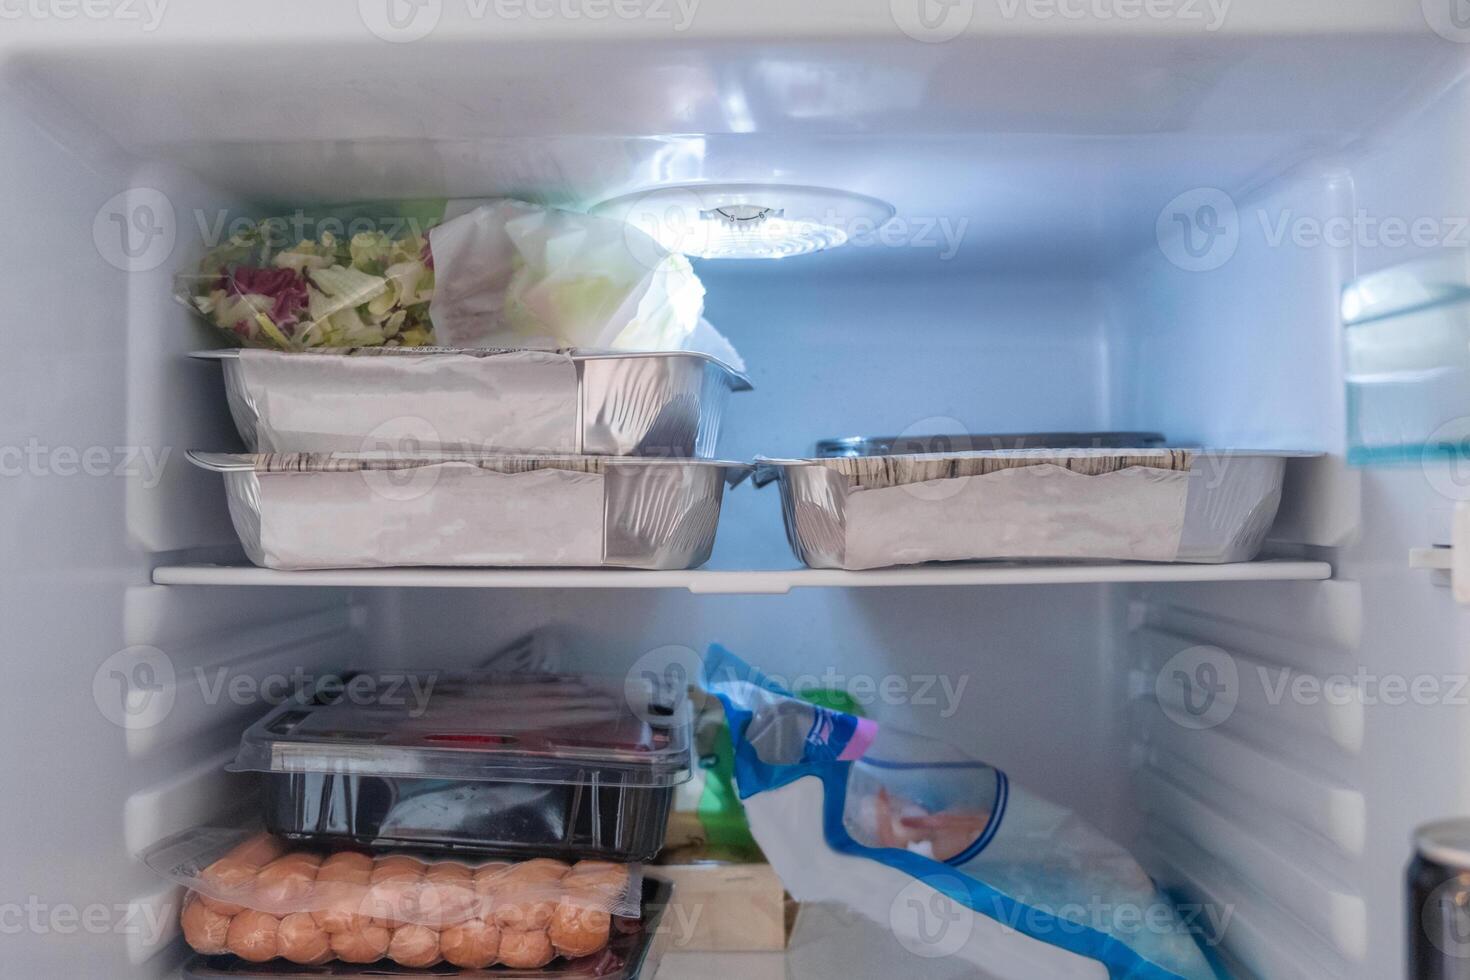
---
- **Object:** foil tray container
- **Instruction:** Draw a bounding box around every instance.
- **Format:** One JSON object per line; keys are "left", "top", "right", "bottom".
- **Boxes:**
{"left": 816, "top": 432, "right": 1167, "bottom": 457}
{"left": 754, "top": 449, "right": 1305, "bottom": 569}
{"left": 189, "top": 452, "right": 749, "bottom": 571}
{"left": 181, "top": 878, "right": 674, "bottom": 980}
{"left": 192, "top": 348, "right": 752, "bottom": 457}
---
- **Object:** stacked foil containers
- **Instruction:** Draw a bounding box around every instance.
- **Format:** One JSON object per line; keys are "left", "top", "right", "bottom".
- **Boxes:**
{"left": 191, "top": 348, "right": 752, "bottom": 570}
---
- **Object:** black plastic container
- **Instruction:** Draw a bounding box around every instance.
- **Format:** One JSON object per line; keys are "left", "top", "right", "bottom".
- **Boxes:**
{"left": 231, "top": 673, "right": 691, "bottom": 862}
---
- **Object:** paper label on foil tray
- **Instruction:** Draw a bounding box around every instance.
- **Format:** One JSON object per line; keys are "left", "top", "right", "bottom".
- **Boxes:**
{"left": 843, "top": 463, "right": 1190, "bottom": 568}
{"left": 257, "top": 466, "right": 605, "bottom": 569}
{"left": 237, "top": 348, "right": 580, "bottom": 453}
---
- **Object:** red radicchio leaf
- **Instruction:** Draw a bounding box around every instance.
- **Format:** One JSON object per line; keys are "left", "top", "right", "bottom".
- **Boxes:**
{"left": 225, "top": 265, "right": 310, "bottom": 331}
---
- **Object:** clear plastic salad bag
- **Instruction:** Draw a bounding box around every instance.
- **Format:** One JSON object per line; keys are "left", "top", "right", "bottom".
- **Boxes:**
{"left": 702, "top": 645, "right": 1222, "bottom": 980}
{"left": 175, "top": 198, "right": 711, "bottom": 354}
{"left": 176, "top": 201, "right": 445, "bottom": 350}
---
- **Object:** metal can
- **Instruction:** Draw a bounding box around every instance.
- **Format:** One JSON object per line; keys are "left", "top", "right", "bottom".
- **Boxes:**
{"left": 1410, "top": 819, "right": 1470, "bottom": 978}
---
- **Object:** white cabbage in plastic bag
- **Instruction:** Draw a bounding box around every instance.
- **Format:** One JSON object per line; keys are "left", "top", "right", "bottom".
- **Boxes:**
{"left": 429, "top": 200, "right": 706, "bottom": 351}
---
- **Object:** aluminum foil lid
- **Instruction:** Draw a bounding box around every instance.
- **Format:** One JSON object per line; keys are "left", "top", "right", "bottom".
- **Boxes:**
{"left": 188, "top": 451, "right": 752, "bottom": 485}
{"left": 815, "top": 432, "right": 1167, "bottom": 457}
{"left": 755, "top": 448, "right": 1195, "bottom": 489}
{"left": 189, "top": 346, "right": 752, "bottom": 390}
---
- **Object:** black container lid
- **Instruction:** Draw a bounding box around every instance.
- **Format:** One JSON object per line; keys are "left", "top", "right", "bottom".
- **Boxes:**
{"left": 230, "top": 671, "right": 692, "bottom": 788}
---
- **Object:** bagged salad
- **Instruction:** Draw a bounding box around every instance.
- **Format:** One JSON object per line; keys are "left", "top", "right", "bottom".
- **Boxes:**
{"left": 702, "top": 646, "right": 1222, "bottom": 980}
{"left": 146, "top": 828, "right": 641, "bottom": 970}
{"left": 176, "top": 199, "right": 709, "bottom": 354}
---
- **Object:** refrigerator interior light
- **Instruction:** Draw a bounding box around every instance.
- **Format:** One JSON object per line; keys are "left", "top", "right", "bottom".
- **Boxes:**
{"left": 592, "top": 183, "right": 896, "bottom": 259}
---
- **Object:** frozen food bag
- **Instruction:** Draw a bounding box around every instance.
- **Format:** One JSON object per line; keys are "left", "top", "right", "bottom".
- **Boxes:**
{"left": 177, "top": 198, "right": 722, "bottom": 357}
{"left": 145, "top": 828, "right": 641, "bottom": 969}
{"left": 701, "top": 646, "right": 1222, "bottom": 980}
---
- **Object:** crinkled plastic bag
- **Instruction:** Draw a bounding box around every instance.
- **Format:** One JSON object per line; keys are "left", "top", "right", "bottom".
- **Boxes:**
{"left": 428, "top": 200, "right": 706, "bottom": 351}
{"left": 702, "top": 646, "right": 1221, "bottom": 980}
{"left": 144, "top": 828, "right": 641, "bottom": 969}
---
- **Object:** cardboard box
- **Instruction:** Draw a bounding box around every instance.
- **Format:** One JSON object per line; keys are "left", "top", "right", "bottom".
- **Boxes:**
{"left": 650, "top": 862, "right": 791, "bottom": 953}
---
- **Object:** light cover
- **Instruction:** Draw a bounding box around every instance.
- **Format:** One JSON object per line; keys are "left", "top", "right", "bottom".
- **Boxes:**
{"left": 592, "top": 183, "right": 895, "bottom": 259}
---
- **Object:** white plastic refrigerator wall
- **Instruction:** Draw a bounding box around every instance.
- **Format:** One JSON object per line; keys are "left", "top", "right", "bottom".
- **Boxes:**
{"left": 2, "top": 5, "right": 1468, "bottom": 979}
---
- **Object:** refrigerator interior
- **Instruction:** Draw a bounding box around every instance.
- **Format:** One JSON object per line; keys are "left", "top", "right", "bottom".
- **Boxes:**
{"left": 3, "top": 15, "right": 1470, "bottom": 980}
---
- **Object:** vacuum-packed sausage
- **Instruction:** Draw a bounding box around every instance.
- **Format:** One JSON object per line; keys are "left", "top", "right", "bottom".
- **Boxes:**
{"left": 277, "top": 911, "right": 334, "bottom": 965}
{"left": 328, "top": 921, "right": 392, "bottom": 964}
{"left": 254, "top": 853, "right": 322, "bottom": 908}
{"left": 198, "top": 835, "right": 289, "bottom": 915}
{"left": 179, "top": 892, "right": 231, "bottom": 955}
{"left": 440, "top": 917, "right": 501, "bottom": 969}
{"left": 311, "top": 852, "right": 373, "bottom": 933}
{"left": 497, "top": 928, "right": 556, "bottom": 969}
{"left": 388, "top": 923, "right": 441, "bottom": 968}
{"left": 225, "top": 908, "right": 281, "bottom": 963}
